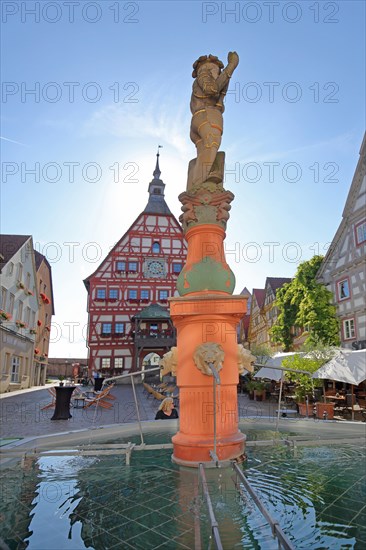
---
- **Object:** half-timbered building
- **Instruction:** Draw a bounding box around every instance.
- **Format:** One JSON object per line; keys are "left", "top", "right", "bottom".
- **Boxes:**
{"left": 317, "top": 134, "right": 366, "bottom": 349}
{"left": 84, "top": 155, "right": 187, "bottom": 378}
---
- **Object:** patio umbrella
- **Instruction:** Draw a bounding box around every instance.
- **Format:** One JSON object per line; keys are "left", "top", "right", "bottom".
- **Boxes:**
{"left": 253, "top": 367, "right": 283, "bottom": 382}
{"left": 312, "top": 349, "right": 366, "bottom": 420}
{"left": 254, "top": 352, "right": 302, "bottom": 428}
{"left": 312, "top": 349, "right": 366, "bottom": 385}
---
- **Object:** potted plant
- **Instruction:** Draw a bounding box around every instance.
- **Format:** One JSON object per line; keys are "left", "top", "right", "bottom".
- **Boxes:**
{"left": 246, "top": 380, "right": 257, "bottom": 400}
{"left": 58, "top": 375, "right": 65, "bottom": 387}
{"left": 282, "top": 350, "right": 331, "bottom": 418}
{"left": 253, "top": 381, "right": 266, "bottom": 401}
{"left": 0, "top": 310, "right": 11, "bottom": 321}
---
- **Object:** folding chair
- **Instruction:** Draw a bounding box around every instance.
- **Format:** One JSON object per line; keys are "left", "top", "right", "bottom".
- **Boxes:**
{"left": 41, "top": 387, "right": 56, "bottom": 410}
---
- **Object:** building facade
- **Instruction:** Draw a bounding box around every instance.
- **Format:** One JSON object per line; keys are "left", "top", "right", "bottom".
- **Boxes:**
{"left": 317, "top": 134, "right": 366, "bottom": 349}
{"left": 84, "top": 156, "right": 187, "bottom": 378}
{"left": 0, "top": 237, "right": 49, "bottom": 391}
{"left": 0, "top": 236, "right": 54, "bottom": 393}
{"left": 34, "top": 251, "right": 55, "bottom": 385}
{"left": 247, "top": 278, "right": 292, "bottom": 350}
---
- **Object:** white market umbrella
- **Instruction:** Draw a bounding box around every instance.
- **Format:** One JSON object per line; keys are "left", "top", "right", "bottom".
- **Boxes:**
{"left": 312, "top": 349, "right": 366, "bottom": 386}
{"left": 253, "top": 367, "right": 283, "bottom": 382}
{"left": 312, "top": 349, "right": 366, "bottom": 420}
{"left": 254, "top": 352, "right": 303, "bottom": 428}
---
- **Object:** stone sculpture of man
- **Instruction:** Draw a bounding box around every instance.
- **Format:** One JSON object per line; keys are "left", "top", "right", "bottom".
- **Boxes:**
{"left": 189, "top": 51, "right": 239, "bottom": 188}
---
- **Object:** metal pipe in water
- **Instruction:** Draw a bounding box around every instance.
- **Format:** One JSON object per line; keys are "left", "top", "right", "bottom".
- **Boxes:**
{"left": 208, "top": 362, "right": 221, "bottom": 465}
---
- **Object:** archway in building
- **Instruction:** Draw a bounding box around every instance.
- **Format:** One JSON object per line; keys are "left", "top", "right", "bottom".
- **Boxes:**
{"left": 141, "top": 352, "right": 161, "bottom": 382}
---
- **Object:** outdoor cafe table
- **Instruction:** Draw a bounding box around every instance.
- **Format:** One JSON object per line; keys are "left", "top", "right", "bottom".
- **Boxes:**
{"left": 325, "top": 395, "right": 346, "bottom": 402}
{"left": 51, "top": 386, "right": 76, "bottom": 420}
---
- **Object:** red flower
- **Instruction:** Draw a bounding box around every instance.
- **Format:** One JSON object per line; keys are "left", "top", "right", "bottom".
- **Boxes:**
{"left": 34, "top": 348, "right": 40, "bottom": 355}
{"left": 37, "top": 320, "right": 42, "bottom": 326}
{"left": 44, "top": 297, "right": 50, "bottom": 304}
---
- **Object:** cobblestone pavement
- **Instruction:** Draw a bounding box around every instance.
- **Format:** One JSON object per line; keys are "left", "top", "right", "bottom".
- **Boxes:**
{"left": 0, "top": 384, "right": 161, "bottom": 439}
{"left": 0, "top": 384, "right": 284, "bottom": 439}
{"left": 1, "top": 384, "right": 364, "bottom": 442}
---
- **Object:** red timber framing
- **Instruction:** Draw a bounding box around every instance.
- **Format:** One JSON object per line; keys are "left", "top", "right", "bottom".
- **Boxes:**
{"left": 83, "top": 154, "right": 187, "bottom": 380}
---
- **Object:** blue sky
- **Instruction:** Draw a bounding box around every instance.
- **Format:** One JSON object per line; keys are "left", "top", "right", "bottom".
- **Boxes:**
{"left": 1, "top": 0, "right": 365, "bottom": 357}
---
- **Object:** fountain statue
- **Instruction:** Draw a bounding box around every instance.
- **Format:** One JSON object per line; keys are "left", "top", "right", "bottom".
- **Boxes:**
{"left": 169, "top": 52, "right": 254, "bottom": 467}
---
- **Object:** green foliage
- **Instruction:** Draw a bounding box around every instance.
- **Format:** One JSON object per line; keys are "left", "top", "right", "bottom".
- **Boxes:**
{"left": 282, "top": 354, "right": 324, "bottom": 402}
{"left": 250, "top": 344, "right": 273, "bottom": 365}
{"left": 246, "top": 380, "right": 265, "bottom": 392}
{"left": 270, "top": 256, "right": 340, "bottom": 351}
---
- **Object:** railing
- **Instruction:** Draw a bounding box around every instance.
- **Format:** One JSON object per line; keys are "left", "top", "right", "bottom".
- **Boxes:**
{"left": 102, "top": 366, "right": 163, "bottom": 445}
{"left": 198, "top": 463, "right": 224, "bottom": 550}
{"left": 232, "top": 462, "right": 295, "bottom": 550}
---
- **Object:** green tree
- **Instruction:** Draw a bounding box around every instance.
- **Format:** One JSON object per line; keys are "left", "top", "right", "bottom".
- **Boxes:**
{"left": 270, "top": 256, "right": 340, "bottom": 351}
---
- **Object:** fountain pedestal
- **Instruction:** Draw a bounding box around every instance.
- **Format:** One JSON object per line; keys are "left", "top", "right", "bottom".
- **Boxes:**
{"left": 170, "top": 222, "right": 247, "bottom": 466}
{"left": 170, "top": 292, "right": 247, "bottom": 466}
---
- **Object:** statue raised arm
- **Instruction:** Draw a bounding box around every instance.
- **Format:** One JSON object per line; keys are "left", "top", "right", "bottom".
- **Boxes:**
{"left": 189, "top": 51, "right": 239, "bottom": 188}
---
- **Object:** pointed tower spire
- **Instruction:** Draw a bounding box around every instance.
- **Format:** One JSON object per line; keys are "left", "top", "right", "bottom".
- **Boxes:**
{"left": 153, "top": 145, "right": 162, "bottom": 180}
{"left": 143, "top": 146, "right": 171, "bottom": 215}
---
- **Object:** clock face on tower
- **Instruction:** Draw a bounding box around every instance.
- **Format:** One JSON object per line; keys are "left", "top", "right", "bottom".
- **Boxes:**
{"left": 144, "top": 259, "right": 166, "bottom": 278}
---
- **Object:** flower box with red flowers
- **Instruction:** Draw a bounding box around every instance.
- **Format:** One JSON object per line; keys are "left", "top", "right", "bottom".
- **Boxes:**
{"left": 29, "top": 328, "right": 37, "bottom": 335}
{"left": 16, "top": 320, "right": 27, "bottom": 329}
{"left": 0, "top": 310, "right": 12, "bottom": 321}
{"left": 40, "top": 293, "right": 50, "bottom": 304}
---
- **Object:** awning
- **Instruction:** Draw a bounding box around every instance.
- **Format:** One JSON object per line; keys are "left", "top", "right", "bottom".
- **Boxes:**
{"left": 312, "top": 349, "right": 366, "bottom": 385}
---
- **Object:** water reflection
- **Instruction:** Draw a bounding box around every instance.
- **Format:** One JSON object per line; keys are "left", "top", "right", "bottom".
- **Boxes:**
{"left": 0, "top": 442, "right": 365, "bottom": 549}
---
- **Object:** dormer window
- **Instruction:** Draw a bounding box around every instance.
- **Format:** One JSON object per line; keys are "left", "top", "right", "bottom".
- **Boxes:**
{"left": 152, "top": 242, "right": 160, "bottom": 254}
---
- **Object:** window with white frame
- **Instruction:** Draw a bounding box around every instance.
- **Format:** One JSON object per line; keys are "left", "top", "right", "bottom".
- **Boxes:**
{"left": 31, "top": 310, "right": 35, "bottom": 327}
{"left": 128, "top": 262, "right": 138, "bottom": 272}
{"left": 101, "top": 358, "right": 111, "bottom": 369}
{"left": 343, "top": 319, "right": 355, "bottom": 340}
{"left": 26, "top": 272, "right": 31, "bottom": 288}
{"left": 7, "top": 262, "right": 14, "bottom": 276}
{"left": 152, "top": 242, "right": 160, "bottom": 253}
{"left": 159, "top": 290, "right": 168, "bottom": 301}
{"left": 114, "top": 357, "right": 124, "bottom": 369}
{"left": 9, "top": 293, "right": 15, "bottom": 316}
{"left": 1, "top": 287, "right": 7, "bottom": 310}
{"left": 25, "top": 307, "right": 31, "bottom": 325}
{"left": 355, "top": 220, "right": 366, "bottom": 245}
{"left": 116, "top": 261, "right": 126, "bottom": 272}
{"left": 128, "top": 289, "right": 138, "bottom": 300}
{"left": 101, "top": 323, "right": 112, "bottom": 336}
{"left": 109, "top": 289, "right": 119, "bottom": 300}
{"left": 140, "top": 290, "right": 150, "bottom": 301}
{"left": 18, "top": 301, "right": 23, "bottom": 320}
{"left": 172, "top": 262, "right": 182, "bottom": 274}
{"left": 11, "top": 356, "right": 21, "bottom": 383}
{"left": 17, "top": 264, "right": 23, "bottom": 282}
{"left": 115, "top": 323, "right": 125, "bottom": 335}
{"left": 96, "top": 288, "right": 106, "bottom": 300}
{"left": 337, "top": 279, "right": 350, "bottom": 301}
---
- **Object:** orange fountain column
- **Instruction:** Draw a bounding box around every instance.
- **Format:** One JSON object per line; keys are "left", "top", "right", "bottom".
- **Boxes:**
{"left": 170, "top": 221, "right": 247, "bottom": 467}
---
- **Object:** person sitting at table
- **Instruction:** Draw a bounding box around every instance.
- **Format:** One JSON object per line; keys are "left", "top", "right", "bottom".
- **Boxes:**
{"left": 155, "top": 397, "right": 178, "bottom": 420}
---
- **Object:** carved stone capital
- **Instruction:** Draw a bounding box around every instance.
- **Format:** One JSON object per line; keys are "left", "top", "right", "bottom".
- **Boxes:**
{"left": 179, "top": 189, "right": 235, "bottom": 231}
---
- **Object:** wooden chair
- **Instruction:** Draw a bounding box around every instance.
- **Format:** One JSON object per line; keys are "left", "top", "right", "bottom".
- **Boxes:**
{"left": 41, "top": 387, "right": 56, "bottom": 410}
{"left": 84, "top": 386, "right": 114, "bottom": 409}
